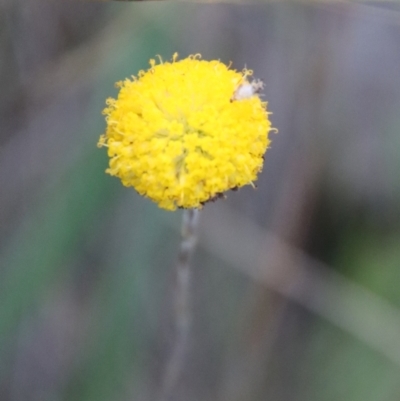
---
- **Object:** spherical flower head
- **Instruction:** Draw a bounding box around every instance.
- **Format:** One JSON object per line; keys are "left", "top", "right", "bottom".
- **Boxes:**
{"left": 98, "top": 53, "right": 273, "bottom": 211}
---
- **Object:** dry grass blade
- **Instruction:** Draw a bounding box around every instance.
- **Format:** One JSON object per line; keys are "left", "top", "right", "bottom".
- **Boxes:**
{"left": 194, "top": 203, "right": 400, "bottom": 368}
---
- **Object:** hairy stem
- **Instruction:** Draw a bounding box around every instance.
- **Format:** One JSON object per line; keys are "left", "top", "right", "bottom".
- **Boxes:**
{"left": 159, "top": 208, "right": 200, "bottom": 401}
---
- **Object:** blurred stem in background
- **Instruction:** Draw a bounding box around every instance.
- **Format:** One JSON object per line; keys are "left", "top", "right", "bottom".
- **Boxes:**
{"left": 160, "top": 209, "right": 200, "bottom": 401}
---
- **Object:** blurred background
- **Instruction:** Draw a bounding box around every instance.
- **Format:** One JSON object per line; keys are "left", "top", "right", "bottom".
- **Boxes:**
{"left": 1, "top": 1, "right": 400, "bottom": 400}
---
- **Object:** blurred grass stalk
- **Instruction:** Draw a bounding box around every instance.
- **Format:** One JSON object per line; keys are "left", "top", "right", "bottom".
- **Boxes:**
{"left": 190, "top": 203, "right": 400, "bottom": 369}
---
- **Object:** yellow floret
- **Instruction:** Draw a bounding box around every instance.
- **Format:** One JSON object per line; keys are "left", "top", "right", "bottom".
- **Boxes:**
{"left": 99, "top": 53, "right": 273, "bottom": 211}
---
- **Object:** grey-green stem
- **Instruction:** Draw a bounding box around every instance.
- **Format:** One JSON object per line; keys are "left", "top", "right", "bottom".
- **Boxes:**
{"left": 159, "top": 208, "right": 200, "bottom": 401}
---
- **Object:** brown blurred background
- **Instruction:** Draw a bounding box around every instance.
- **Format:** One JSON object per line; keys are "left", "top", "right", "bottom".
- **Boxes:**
{"left": 1, "top": 1, "right": 400, "bottom": 401}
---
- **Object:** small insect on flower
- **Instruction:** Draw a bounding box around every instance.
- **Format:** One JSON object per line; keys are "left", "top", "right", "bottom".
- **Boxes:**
{"left": 231, "top": 79, "right": 264, "bottom": 101}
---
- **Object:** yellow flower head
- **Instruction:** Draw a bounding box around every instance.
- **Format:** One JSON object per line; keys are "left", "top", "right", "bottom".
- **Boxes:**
{"left": 98, "top": 54, "right": 273, "bottom": 211}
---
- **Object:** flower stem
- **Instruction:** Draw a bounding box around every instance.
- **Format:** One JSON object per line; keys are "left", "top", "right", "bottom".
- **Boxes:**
{"left": 159, "top": 208, "right": 200, "bottom": 401}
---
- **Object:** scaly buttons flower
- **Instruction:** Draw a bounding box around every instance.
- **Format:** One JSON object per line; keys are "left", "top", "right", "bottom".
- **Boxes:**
{"left": 98, "top": 54, "right": 273, "bottom": 211}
